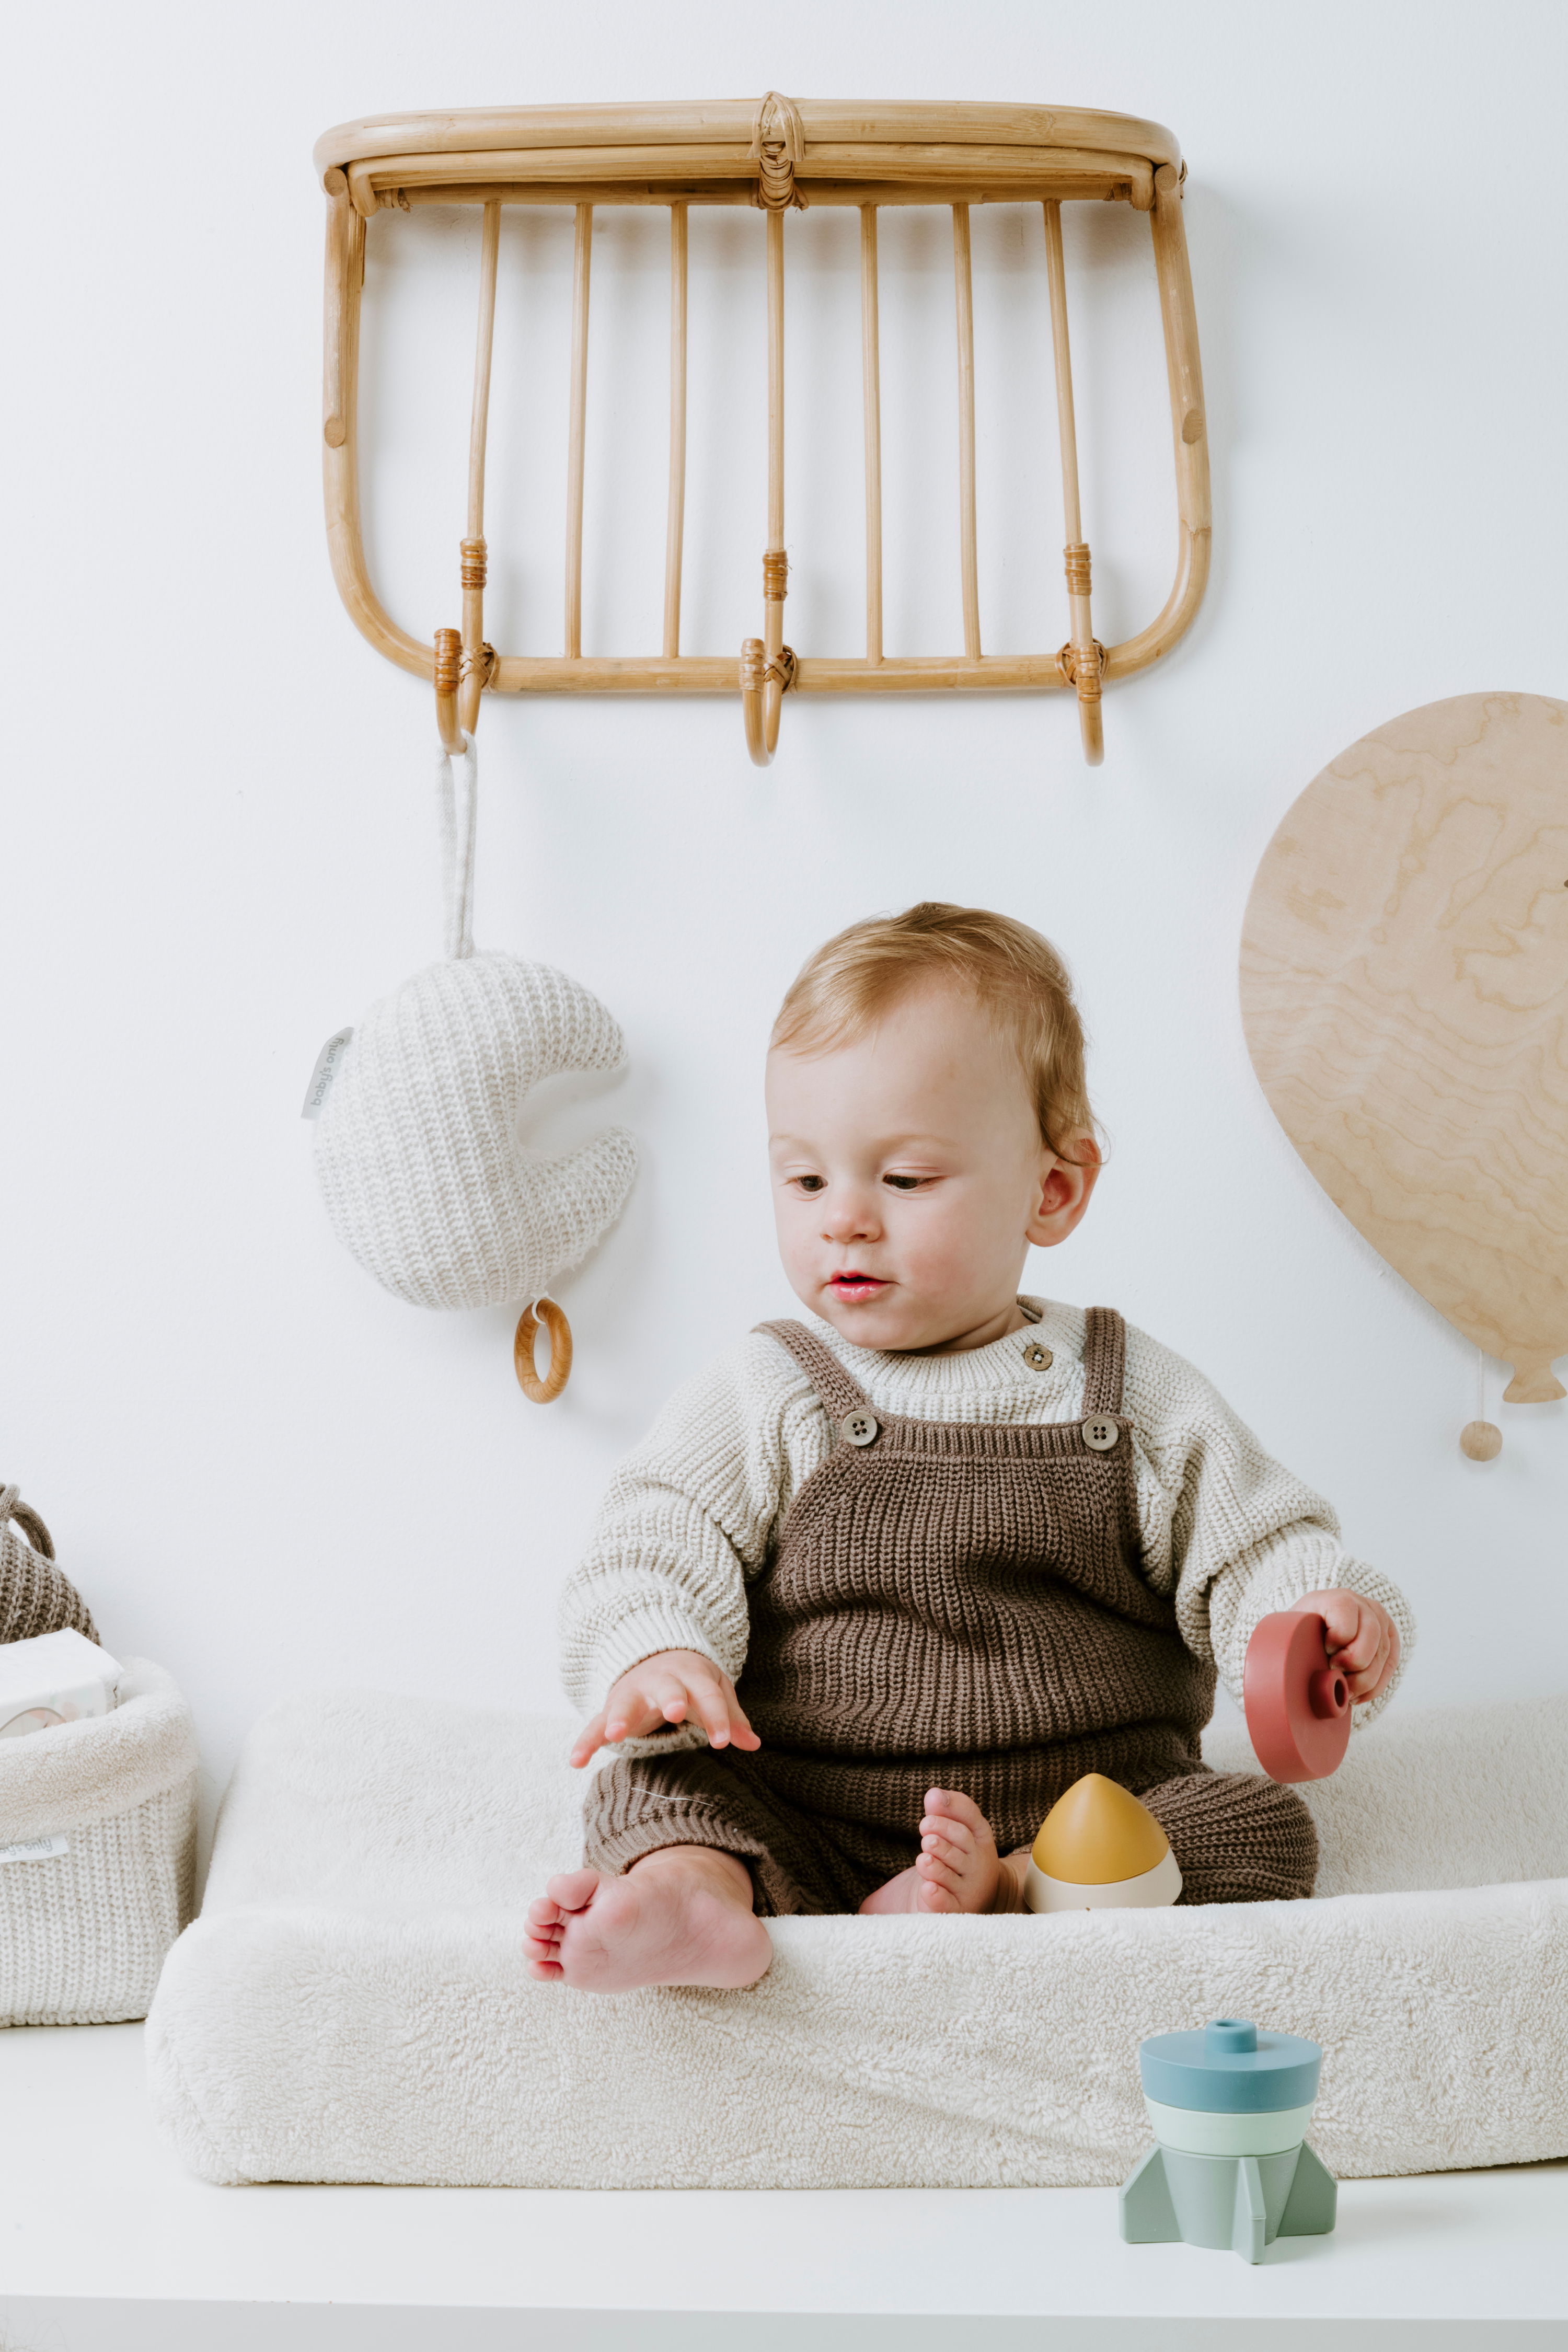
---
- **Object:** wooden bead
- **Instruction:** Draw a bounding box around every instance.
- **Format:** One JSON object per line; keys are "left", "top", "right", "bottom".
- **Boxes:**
{"left": 1459, "top": 1420, "right": 1503, "bottom": 1462}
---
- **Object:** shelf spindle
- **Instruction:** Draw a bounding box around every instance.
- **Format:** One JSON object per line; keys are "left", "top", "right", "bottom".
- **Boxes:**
{"left": 953, "top": 203, "right": 981, "bottom": 661}
{"left": 662, "top": 203, "right": 689, "bottom": 660}
{"left": 744, "top": 204, "right": 792, "bottom": 764}
{"left": 1043, "top": 199, "right": 1103, "bottom": 765}
{"left": 860, "top": 205, "right": 883, "bottom": 665}
{"left": 458, "top": 199, "right": 501, "bottom": 735}
{"left": 564, "top": 202, "right": 593, "bottom": 661}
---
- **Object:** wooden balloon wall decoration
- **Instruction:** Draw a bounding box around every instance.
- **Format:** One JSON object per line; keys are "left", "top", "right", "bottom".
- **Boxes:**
{"left": 1241, "top": 693, "right": 1568, "bottom": 1449}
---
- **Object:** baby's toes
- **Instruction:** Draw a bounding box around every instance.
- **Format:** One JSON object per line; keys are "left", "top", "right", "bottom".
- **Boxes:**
{"left": 917, "top": 1874, "right": 962, "bottom": 1913}
{"left": 920, "top": 1816, "right": 974, "bottom": 1859}
{"left": 924, "top": 1787, "right": 993, "bottom": 1839}
{"left": 544, "top": 1869, "right": 601, "bottom": 1913}
{"left": 916, "top": 1850, "right": 966, "bottom": 1895}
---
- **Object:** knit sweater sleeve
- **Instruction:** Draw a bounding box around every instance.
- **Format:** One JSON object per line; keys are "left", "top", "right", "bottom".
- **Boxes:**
{"left": 1123, "top": 1325, "right": 1416, "bottom": 1724}
{"left": 556, "top": 1333, "right": 823, "bottom": 1714}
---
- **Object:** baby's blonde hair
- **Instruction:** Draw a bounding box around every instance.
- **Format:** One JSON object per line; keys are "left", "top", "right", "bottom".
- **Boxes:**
{"left": 771, "top": 902, "right": 1097, "bottom": 1159}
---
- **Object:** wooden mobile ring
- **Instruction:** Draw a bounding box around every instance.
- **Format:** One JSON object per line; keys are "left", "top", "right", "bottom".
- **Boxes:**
{"left": 514, "top": 1298, "right": 573, "bottom": 1403}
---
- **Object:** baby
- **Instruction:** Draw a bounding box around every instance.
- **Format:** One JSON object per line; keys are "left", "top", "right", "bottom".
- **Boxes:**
{"left": 526, "top": 904, "right": 1410, "bottom": 1993}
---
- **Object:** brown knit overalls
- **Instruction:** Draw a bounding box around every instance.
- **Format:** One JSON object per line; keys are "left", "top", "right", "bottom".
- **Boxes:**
{"left": 584, "top": 1310, "right": 1317, "bottom": 1915}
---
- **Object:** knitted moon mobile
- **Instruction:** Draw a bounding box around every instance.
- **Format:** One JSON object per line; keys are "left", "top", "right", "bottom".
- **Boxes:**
{"left": 310, "top": 744, "right": 637, "bottom": 1399}
{"left": 313, "top": 955, "right": 636, "bottom": 1309}
{"left": 1241, "top": 693, "right": 1568, "bottom": 1451}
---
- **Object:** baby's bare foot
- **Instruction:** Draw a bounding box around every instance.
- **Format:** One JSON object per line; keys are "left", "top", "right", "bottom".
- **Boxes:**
{"left": 915, "top": 1788, "right": 1004, "bottom": 1913}
{"left": 858, "top": 1790, "right": 1008, "bottom": 1915}
{"left": 523, "top": 1852, "right": 770, "bottom": 1993}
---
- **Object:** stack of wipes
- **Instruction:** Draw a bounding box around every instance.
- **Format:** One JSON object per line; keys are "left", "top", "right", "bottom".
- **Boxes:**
{"left": 0, "top": 1628, "right": 122, "bottom": 1742}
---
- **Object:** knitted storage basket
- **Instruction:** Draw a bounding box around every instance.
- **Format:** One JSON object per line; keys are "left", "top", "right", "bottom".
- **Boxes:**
{"left": 310, "top": 743, "right": 637, "bottom": 1325}
{"left": 0, "top": 1658, "right": 198, "bottom": 2026}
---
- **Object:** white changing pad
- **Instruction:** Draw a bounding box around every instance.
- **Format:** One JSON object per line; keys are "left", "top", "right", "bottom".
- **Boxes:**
{"left": 145, "top": 1690, "right": 1568, "bottom": 2188}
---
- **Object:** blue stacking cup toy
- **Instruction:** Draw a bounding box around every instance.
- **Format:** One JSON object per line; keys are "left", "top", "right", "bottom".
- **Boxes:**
{"left": 1119, "top": 2017, "right": 1336, "bottom": 2263}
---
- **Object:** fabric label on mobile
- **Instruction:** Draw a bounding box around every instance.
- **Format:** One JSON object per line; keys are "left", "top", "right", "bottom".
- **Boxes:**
{"left": 302, "top": 1029, "right": 354, "bottom": 1120}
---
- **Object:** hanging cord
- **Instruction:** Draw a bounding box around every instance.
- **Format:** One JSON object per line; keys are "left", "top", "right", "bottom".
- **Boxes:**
{"left": 431, "top": 727, "right": 572, "bottom": 1405}
{"left": 1461, "top": 1344, "right": 1502, "bottom": 1460}
{"left": 436, "top": 735, "right": 478, "bottom": 961}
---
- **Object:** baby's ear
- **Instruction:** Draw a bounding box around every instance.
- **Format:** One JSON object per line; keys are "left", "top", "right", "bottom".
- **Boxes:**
{"left": 1028, "top": 1139, "right": 1100, "bottom": 1246}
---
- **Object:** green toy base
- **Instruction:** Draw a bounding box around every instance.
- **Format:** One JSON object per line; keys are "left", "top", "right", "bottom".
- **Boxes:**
{"left": 1119, "top": 2140, "right": 1337, "bottom": 2264}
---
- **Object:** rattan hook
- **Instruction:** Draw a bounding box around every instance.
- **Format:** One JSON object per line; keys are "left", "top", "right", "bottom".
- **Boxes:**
{"left": 741, "top": 552, "right": 795, "bottom": 766}
{"left": 434, "top": 627, "right": 466, "bottom": 755}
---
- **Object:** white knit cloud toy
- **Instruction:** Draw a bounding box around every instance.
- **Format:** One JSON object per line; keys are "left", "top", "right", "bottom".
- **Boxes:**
{"left": 311, "top": 743, "right": 637, "bottom": 1334}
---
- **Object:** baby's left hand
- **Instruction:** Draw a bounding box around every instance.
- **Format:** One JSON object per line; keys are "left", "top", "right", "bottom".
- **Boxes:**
{"left": 1293, "top": 1589, "right": 1400, "bottom": 1704}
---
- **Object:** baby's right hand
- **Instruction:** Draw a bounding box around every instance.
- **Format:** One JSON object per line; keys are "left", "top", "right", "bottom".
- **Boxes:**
{"left": 569, "top": 1650, "right": 761, "bottom": 1769}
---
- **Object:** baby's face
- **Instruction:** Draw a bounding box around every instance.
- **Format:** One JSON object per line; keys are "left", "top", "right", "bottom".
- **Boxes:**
{"left": 766, "top": 980, "right": 1096, "bottom": 1354}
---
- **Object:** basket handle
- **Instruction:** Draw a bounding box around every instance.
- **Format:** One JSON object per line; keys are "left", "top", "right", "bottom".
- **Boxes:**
{"left": 0, "top": 1485, "right": 55, "bottom": 1561}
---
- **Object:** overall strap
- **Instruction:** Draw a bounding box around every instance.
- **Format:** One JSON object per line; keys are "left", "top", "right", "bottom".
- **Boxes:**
{"left": 1081, "top": 1307, "right": 1127, "bottom": 1417}
{"left": 754, "top": 1321, "right": 876, "bottom": 1423}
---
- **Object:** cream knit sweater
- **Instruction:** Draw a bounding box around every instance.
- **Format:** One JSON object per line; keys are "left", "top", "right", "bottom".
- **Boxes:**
{"left": 559, "top": 1299, "right": 1414, "bottom": 1738}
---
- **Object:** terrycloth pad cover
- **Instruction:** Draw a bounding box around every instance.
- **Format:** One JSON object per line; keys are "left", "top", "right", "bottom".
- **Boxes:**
{"left": 1, "top": 1660, "right": 199, "bottom": 2025}
{"left": 145, "top": 1691, "right": 1568, "bottom": 2188}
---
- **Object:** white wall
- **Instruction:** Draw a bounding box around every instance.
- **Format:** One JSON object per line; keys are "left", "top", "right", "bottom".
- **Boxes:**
{"left": 4, "top": 0, "right": 1564, "bottom": 1831}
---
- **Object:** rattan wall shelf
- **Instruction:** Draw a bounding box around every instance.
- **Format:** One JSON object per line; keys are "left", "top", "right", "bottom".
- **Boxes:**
{"left": 315, "top": 96, "right": 1209, "bottom": 766}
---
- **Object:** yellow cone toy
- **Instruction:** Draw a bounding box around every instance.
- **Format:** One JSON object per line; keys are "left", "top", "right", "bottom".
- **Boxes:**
{"left": 1023, "top": 1773, "right": 1182, "bottom": 1912}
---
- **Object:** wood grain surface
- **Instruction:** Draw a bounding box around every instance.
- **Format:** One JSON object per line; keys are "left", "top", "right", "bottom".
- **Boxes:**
{"left": 1241, "top": 693, "right": 1568, "bottom": 1403}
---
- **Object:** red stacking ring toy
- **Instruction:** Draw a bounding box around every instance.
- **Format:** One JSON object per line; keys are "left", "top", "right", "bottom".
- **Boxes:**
{"left": 1242, "top": 1611, "right": 1353, "bottom": 1782}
